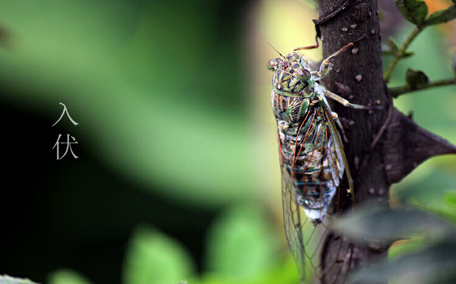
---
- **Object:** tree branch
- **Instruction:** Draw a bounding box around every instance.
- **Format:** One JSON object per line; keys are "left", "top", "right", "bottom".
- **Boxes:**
{"left": 383, "top": 26, "right": 422, "bottom": 83}
{"left": 389, "top": 77, "right": 456, "bottom": 97}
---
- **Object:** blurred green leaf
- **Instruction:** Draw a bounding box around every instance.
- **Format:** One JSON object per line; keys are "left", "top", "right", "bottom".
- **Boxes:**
{"left": 402, "top": 51, "right": 415, "bottom": 58}
{"left": 440, "top": 191, "right": 456, "bottom": 223}
{"left": 333, "top": 206, "right": 456, "bottom": 284}
{"left": 332, "top": 206, "right": 456, "bottom": 241}
{"left": 349, "top": 241, "right": 456, "bottom": 284}
{"left": 123, "top": 225, "right": 195, "bottom": 284}
{"left": 204, "top": 203, "right": 280, "bottom": 281}
{"left": 444, "top": 191, "right": 456, "bottom": 209}
{"left": 394, "top": 169, "right": 456, "bottom": 207}
{"left": 388, "top": 238, "right": 427, "bottom": 258}
{"left": 0, "top": 276, "right": 38, "bottom": 284}
{"left": 406, "top": 68, "right": 429, "bottom": 89}
{"left": 424, "top": 4, "right": 456, "bottom": 26}
{"left": 396, "top": 0, "right": 428, "bottom": 26}
{"left": 47, "top": 270, "right": 92, "bottom": 284}
{"left": 388, "top": 37, "right": 399, "bottom": 54}
{"left": 382, "top": 50, "right": 414, "bottom": 58}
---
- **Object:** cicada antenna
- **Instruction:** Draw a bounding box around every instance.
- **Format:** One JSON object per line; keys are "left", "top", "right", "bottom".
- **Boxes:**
{"left": 267, "top": 42, "right": 282, "bottom": 56}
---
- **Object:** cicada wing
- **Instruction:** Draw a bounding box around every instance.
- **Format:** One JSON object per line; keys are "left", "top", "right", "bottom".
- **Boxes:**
{"left": 281, "top": 163, "right": 328, "bottom": 284}
{"left": 280, "top": 164, "right": 306, "bottom": 283}
{"left": 320, "top": 93, "right": 354, "bottom": 197}
{"left": 280, "top": 110, "right": 355, "bottom": 284}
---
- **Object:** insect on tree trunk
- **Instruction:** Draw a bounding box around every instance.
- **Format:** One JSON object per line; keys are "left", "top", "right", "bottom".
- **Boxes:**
{"left": 315, "top": 0, "right": 456, "bottom": 283}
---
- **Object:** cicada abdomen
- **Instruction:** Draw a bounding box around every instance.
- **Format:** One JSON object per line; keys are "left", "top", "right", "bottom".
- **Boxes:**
{"left": 268, "top": 42, "right": 368, "bottom": 283}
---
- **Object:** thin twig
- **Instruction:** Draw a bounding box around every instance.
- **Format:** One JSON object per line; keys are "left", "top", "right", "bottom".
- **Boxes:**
{"left": 389, "top": 78, "right": 456, "bottom": 97}
{"left": 384, "top": 26, "right": 423, "bottom": 83}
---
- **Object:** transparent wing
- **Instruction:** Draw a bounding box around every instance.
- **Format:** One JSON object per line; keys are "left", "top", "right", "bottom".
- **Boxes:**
{"left": 280, "top": 164, "right": 306, "bottom": 283}
{"left": 279, "top": 104, "right": 354, "bottom": 284}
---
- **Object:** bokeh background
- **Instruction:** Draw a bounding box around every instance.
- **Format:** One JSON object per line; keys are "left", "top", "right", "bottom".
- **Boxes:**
{"left": 0, "top": 0, "right": 455, "bottom": 284}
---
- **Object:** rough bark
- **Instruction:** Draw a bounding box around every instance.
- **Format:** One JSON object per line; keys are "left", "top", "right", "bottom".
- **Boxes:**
{"left": 315, "top": 0, "right": 456, "bottom": 283}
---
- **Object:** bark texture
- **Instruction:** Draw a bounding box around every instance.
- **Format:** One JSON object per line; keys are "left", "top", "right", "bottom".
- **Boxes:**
{"left": 315, "top": 0, "right": 456, "bottom": 283}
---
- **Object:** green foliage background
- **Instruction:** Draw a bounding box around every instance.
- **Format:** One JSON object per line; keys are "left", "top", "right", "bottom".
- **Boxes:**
{"left": 0, "top": 0, "right": 455, "bottom": 284}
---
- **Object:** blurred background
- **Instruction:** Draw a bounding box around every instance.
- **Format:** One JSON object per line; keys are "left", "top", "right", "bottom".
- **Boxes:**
{"left": 0, "top": 0, "right": 455, "bottom": 284}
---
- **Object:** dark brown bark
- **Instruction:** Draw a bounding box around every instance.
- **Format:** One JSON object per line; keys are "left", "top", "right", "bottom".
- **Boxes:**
{"left": 315, "top": 0, "right": 456, "bottom": 283}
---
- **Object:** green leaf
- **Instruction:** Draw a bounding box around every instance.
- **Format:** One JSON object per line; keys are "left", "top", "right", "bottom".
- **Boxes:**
{"left": 388, "top": 37, "right": 399, "bottom": 54}
{"left": 441, "top": 191, "right": 456, "bottom": 223}
{"left": 47, "top": 270, "right": 92, "bottom": 284}
{"left": 0, "top": 276, "right": 38, "bottom": 284}
{"left": 406, "top": 68, "right": 429, "bottom": 89}
{"left": 424, "top": 4, "right": 456, "bottom": 26}
{"left": 332, "top": 206, "right": 456, "bottom": 241}
{"left": 123, "top": 225, "right": 195, "bottom": 284}
{"left": 204, "top": 203, "right": 280, "bottom": 281}
{"left": 396, "top": 0, "right": 428, "bottom": 26}
{"left": 402, "top": 51, "right": 415, "bottom": 58}
{"left": 333, "top": 205, "right": 456, "bottom": 284}
{"left": 445, "top": 191, "right": 456, "bottom": 208}
{"left": 382, "top": 50, "right": 414, "bottom": 58}
{"left": 349, "top": 241, "right": 456, "bottom": 284}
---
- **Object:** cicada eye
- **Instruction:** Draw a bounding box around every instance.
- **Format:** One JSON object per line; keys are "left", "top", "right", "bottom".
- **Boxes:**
{"left": 296, "top": 68, "right": 311, "bottom": 81}
{"left": 267, "top": 59, "right": 276, "bottom": 71}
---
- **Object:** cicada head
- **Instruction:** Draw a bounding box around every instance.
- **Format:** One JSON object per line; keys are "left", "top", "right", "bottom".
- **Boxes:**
{"left": 268, "top": 52, "right": 313, "bottom": 97}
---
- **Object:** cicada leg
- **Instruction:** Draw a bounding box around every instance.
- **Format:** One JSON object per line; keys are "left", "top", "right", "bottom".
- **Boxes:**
{"left": 292, "top": 35, "right": 320, "bottom": 52}
{"left": 317, "top": 42, "right": 354, "bottom": 78}
{"left": 329, "top": 111, "right": 349, "bottom": 143}
{"left": 322, "top": 87, "right": 378, "bottom": 145}
{"left": 323, "top": 89, "right": 372, "bottom": 110}
{"left": 315, "top": 34, "right": 368, "bottom": 79}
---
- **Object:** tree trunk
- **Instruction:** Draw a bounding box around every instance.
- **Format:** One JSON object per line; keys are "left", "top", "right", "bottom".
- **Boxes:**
{"left": 315, "top": 0, "right": 456, "bottom": 283}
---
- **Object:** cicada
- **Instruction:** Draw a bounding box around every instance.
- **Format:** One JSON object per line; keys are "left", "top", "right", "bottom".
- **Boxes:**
{"left": 267, "top": 41, "right": 369, "bottom": 283}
